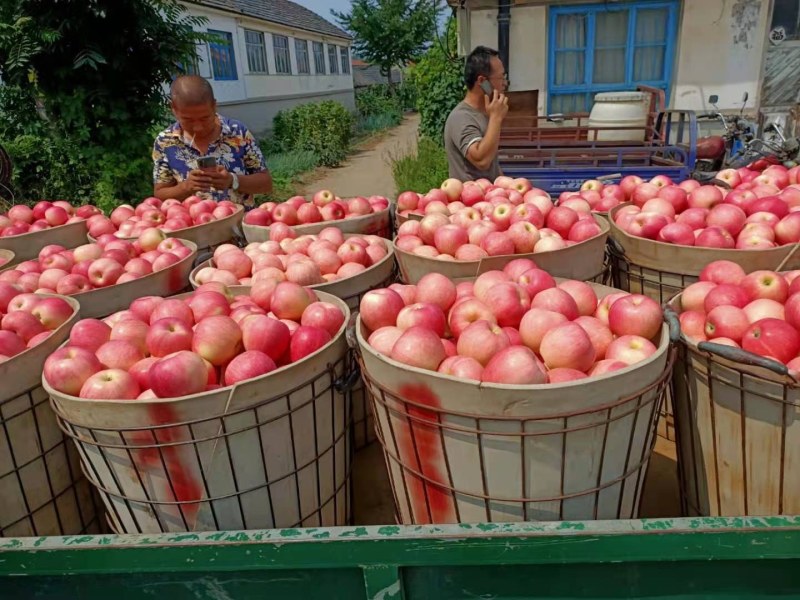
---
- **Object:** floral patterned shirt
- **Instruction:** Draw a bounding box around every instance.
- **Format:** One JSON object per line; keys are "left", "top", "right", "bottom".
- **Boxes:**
{"left": 152, "top": 115, "right": 267, "bottom": 206}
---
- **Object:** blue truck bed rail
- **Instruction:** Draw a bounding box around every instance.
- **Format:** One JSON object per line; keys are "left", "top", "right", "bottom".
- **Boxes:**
{"left": 499, "top": 110, "right": 698, "bottom": 193}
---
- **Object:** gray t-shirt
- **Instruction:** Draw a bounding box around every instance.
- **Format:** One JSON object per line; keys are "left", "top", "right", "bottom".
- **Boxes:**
{"left": 443, "top": 101, "right": 502, "bottom": 182}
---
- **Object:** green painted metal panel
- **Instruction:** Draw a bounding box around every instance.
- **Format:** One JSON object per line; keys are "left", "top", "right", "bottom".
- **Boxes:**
{"left": 1, "top": 517, "right": 799, "bottom": 599}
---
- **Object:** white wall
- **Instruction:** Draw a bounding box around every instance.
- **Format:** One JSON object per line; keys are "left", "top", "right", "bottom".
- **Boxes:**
{"left": 673, "top": 0, "right": 770, "bottom": 112}
{"left": 180, "top": 3, "right": 354, "bottom": 104}
{"left": 458, "top": 0, "right": 770, "bottom": 114}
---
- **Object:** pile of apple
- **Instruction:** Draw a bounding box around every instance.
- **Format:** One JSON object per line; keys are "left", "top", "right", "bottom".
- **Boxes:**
{"left": 86, "top": 197, "right": 240, "bottom": 240}
{"left": 196, "top": 226, "right": 388, "bottom": 287}
{"left": 395, "top": 199, "right": 602, "bottom": 260}
{"left": 396, "top": 175, "right": 553, "bottom": 218}
{"left": 678, "top": 260, "right": 800, "bottom": 368}
{"left": 243, "top": 190, "right": 390, "bottom": 228}
{"left": 359, "top": 259, "right": 663, "bottom": 384}
{"left": 0, "top": 228, "right": 192, "bottom": 295}
{"left": 0, "top": 284, "right": 75, "bottom": 360}
{"left": 43, "top": 281, "right": 346, "bottom": 400}
{"left": 0, "top": 201, "right": 101, "bottom": 237}
{"left": 612, "top": 166, "right": 800, "bottom": 248}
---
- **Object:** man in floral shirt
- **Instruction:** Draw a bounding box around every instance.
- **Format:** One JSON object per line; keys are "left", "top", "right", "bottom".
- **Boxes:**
{"left": 152, "top": 75, "right": 272, "bottom": 207}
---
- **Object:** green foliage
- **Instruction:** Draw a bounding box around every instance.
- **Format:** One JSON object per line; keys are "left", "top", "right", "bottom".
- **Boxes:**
{"left": 357, "top": 112, "right": 402, "bottom": 133}
{"left": 267, "top": 150, "right": 319, "bottom": 180}
{"left": 391, "top": 136, "right": 448, "bottom": 193}
{"left": 333, "top": 0, "right": 438, "bottom": 85}
{"left": 272, "top": 101, "right": 354, "bottom": 168}
{"left": 411, "top": 19, "right": 464, "bottom": 142}
{"left": 0, "top": 0, "right": 206, "bottom": 205}
{"left": 356, "top": 85, "right": 401, "bottom": 118}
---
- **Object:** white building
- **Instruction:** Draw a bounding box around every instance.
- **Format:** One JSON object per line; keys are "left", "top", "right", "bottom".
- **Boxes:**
{"left": 450, "top": 0, "right": 800, "bottom": 125}
{"left": 180, "top": 0, "right": 355, "bottom": 134}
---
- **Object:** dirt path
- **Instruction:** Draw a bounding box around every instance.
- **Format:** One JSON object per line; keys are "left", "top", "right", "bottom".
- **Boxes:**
{"left": 302, "top": 114, "right": 420, "bottom": 199}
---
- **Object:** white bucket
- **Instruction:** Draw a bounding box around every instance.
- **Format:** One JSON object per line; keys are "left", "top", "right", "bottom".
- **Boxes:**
{"left": 0, "top": 294, "right": 102, "bottom": 537}
{"left": 70, "top": 239, "right": 198, "bottom": 319}
{"left": 354, "top": 281, "right": 674, "bottom": 523}
{"left": 0, "top": 220, "right": 89, "bottom": 262}
{"left": 588, "top": 91, "right": 649, "bottom": 142}
{"left": 666, "top": 301, "right": 800, "bottom": 517}
{"left": 46, "top": 288, "right": 352, "bottom": 534}
{"left": 395, "top": 215, "right": 610, "bottom": 284}
{"left": 242, "top": 208, "right": 392, "bottom": 243}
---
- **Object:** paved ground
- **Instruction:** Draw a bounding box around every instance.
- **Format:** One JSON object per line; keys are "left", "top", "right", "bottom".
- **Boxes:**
{"left": 302, "top": 114, "right": 420, "bottom": 200}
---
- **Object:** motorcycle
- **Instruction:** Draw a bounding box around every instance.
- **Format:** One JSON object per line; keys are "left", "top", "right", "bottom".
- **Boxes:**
{"left": 694, "top": 92, "right": 756, "bottom": 173}
{"left": 728, "top": 121, "right": 800, "bottom": 170}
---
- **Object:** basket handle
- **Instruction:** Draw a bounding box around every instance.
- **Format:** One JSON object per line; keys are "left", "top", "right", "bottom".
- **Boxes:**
{"left": 193, "top": 250, "right": 213, "bottom": 268}
{"left": 606, "top": 236, "right": 625, "bottom": 258}
{"left": 346, "top": 311, "right": 359, "bottom": 351}
{"left": 663, "top": 306, "right": 682, "bottom": 344}
{"left": 696, "top": 341, "right": 790, "bottom": 376}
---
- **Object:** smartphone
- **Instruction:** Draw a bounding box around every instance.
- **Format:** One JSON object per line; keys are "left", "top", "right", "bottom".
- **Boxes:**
{"left": 479, "top": 80, "right": 494, "bottom": 97}
{"left": 196, "top": 155, "right": 216, "bottom": 170}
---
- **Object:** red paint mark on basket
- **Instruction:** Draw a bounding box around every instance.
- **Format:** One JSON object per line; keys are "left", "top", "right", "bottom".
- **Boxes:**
{"left": 396, "top": 383, "right": 456, "bottom": 524}
{"left": 129, "top": 404, "right": 203, "bottom": 524}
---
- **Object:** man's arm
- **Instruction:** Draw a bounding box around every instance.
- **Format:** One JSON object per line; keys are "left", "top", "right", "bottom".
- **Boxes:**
{"left": 465, "top": 91, "right": 508, "bottom": 171}
{"left": 234, "top": 171, "right": 273, "bottom": 195}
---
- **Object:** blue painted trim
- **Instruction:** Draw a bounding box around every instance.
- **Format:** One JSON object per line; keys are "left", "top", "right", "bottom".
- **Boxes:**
{"left": 208, "top": 29, "right": 238, "bottom": 81}
{"left": 547, "top": 0, "right": 678, "bottom": 113}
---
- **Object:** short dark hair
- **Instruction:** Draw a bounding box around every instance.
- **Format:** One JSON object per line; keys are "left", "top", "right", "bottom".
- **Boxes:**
{"left": 464, "top": 46, "right": 499, "bottom": 89}
{"left": 171, "top": 75, "right": 215, "bottom": 107}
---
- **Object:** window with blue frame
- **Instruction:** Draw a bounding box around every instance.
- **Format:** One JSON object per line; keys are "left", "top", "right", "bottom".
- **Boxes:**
{"left": 208, "top": 29, "right": 238, "bottom": 81}
{"left": 548, "top": 1, "right": 677, "bottom": 114}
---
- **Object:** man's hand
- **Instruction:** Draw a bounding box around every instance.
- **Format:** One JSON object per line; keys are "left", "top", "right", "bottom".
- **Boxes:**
{"left": 206, "top": 165, "right": 234, "bottom": 190}
{"left": 182, "top": 169, "right": 213, "bottom": 193}
{"left": 485, "top": 89, "right": 509, "bottom": 121}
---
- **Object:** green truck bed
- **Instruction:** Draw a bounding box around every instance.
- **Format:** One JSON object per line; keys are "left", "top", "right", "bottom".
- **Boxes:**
{"left": 1, "top": 516, "right": 799, "bottom": 599}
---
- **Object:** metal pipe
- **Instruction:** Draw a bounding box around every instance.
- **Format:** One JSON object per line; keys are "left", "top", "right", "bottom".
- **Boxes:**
{"left": 497, "top": 0, "right": 510, "bottom": 82}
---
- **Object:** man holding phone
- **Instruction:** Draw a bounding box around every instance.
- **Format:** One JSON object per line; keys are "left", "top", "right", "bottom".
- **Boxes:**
{"left": 152, "top": 75, "right": 272, "bottom": 207}
{"left": 444, "top": 46, "right": 509, "bottom": 182}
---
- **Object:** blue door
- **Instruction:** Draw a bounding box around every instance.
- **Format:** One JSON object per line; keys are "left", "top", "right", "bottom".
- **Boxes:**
{"left": 548, "top": 1, "right": 679, "bottom": 113}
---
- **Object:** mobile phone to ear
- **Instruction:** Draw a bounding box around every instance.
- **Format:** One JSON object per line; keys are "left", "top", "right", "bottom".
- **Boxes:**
{"left": 196, "top": 156, "right": 216, "bottom": 170}
{"left": 479, "top": 80, "right": 494, "bottom": 97}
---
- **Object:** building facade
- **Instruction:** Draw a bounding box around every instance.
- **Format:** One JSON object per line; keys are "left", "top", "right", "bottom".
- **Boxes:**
{"left": 180, "top": 0, "right": 355, "bottom": 135}
{"left": 450, "top": 0, "right": 799, "bottom": 126}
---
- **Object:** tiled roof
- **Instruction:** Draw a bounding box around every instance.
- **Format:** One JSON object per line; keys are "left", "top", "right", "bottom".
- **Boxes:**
{"left": 353, "top": 64, "right": 404, "bottom": 88}
{"left": 189, "top": 0, "right": 352, "bottom": 40}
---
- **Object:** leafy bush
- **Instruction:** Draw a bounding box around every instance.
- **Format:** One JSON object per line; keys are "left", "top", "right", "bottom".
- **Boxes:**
{"left": 411, "top": 21, "right": 464, "bottom": 142}
{"left": 391, "top": 136, "right": 448, "bottom": 193}
{"left": 356, "top": 85, "right": 400, "bottom": 117}
{"left": 272, "top": 100, "right": 354, "bottom": 168}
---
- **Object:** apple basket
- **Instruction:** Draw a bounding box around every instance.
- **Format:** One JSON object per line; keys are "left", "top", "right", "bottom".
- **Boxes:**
{"left": 0, "top": 220, "right": 89, "bottom": 262}
{"left": 664, "top": 299, "right": 800, "bottom": 518}
{"left": 352, "top": 279, "right": 676, "bottom": 524}
{"left": 89, "top": 205, "right": 244, "bottom": 255}
{"left": 608, "top": 204, "right": 800, "bottom": 304}
{"left": 0, "top": 294, "right": 102, "bottom": 537}
{"left": 45, "top": 287, "right": 353, "bottom": 534}
{"left": 70, "top": 239, "right": 198, "bottom": 319}
{"left": 188, "top": 238, "right": 396, "bottom": 450}
{"left": 394, "top": 215, "right": 610, "bottom": 285}
{"left": 242, "top": 206, "right": 392, "bottom": 243}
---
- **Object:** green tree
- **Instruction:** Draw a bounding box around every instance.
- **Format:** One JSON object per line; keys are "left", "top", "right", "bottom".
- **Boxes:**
{"left": 410, "top": 18, "right": 463, "bottom": 142}
{"left": 0, "top": 0, "right": 207, "bottom": 205}
{"left": 333, "top": 0, "right": 438, "bottom": 86}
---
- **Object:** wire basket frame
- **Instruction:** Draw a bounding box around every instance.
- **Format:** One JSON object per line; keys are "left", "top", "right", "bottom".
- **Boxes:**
{"left": 50, "top": 357, "right": 352, "bottom": 534}
{"left": 673, "top": 343, "right": 800, "bottom": 517}
{"left": 1, "top": 383, "right": 102, "bottom": 537}
{"left": 357, "top": 348, "right": 674, "bottom": 524}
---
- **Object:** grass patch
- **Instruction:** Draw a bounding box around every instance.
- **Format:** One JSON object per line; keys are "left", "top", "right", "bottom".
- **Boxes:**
{"left": 356, "top": 111, "right": 402, "bottom": 134}
{"left": 390, "top": 137, "right": 449, "bottom": 194}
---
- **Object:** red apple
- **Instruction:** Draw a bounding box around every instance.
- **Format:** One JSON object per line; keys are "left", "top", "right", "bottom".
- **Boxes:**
{"left": 742, "top": 318, "right": 800, "bottom": 363}
{"left": 224, "top": 350, "right": 277, "bottom": 385}
{"left": 482, "top": 345, "right": 547, "bottom": 384}
{"left": 740, "top": 270, "right": 789, "bottom": 303}
{"left": 699, "top": 260, "right": 746, "bottom": 285}
{"left": 149, "top": 350, "right": 209, "bottom": 398}
{"left": 79, "top": 368, "right": 140, "bottom": 400}
{"left": 539, "top": 322, "right": 595, "bottom": 372}
{"left": 69, "top": 318, "right": 112, "bottom": 352}
{"left": 456, "top": 319, "right": 512, "bottom": 366}
{"left": 605, "top": 335, "right": 657, "bottom": 365}
{"left": 192, "top": 315, "right": 242, "bottom": 366}
{"left": 43, "top": 346, "right": 103, "bottom": 396}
